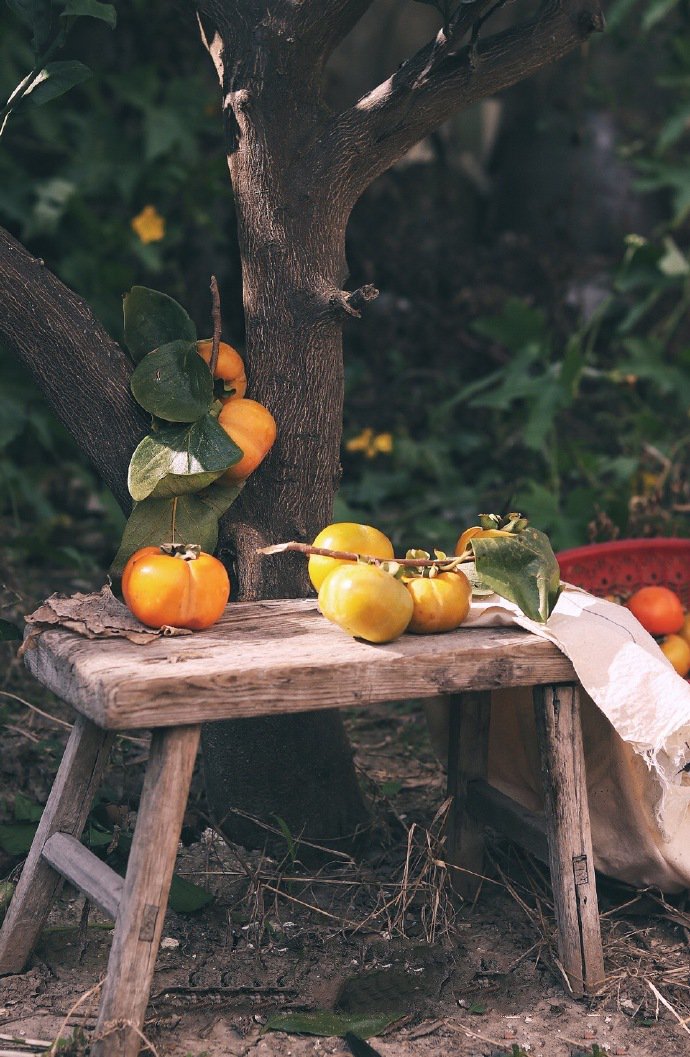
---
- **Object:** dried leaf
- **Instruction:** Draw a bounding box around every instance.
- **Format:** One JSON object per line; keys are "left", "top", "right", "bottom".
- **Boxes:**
{"left": 23, "top": 584, "right": 192, "bottom": 644}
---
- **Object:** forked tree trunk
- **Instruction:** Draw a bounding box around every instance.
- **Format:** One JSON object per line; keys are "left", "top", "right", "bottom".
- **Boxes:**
{"left": 193, "top": 0, "right": 605, "bottom": 852}
{"left": 198, "top": 24, "right": 372, "bottom": 848}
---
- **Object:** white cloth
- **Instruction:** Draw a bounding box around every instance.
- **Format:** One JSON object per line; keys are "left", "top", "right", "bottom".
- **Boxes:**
{"left": 427, "top": 584, "right": 690, "bottom": 892}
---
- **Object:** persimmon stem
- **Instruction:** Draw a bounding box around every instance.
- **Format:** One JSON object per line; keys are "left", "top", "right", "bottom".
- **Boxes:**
{"left": 257, "top": 541, "right": 472, "bottom": 567}
{"left": 209, "top": 274, "right": 221, "bottom": 377}
{"left": 171, "top": 496, "right": 178, "bottom": 544}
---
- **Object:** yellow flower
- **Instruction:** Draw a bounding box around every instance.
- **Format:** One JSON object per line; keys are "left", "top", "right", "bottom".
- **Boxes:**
{"left": 346, "top": 428, "right": 394, "bottom": 458}
{"left": 131, "top": 205, "right": 166, "bottom": 244}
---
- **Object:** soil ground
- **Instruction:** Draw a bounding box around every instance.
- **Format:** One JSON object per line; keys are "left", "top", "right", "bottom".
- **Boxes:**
{"left": 2, "top": 569, "right": 690, "bottom": 1057}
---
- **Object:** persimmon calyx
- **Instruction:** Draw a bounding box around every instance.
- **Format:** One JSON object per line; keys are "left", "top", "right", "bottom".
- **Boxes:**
{"left": 478, "top": 512, "right": 529, "bottom": 533}
{"left": 159, "top": 542, "right": 202, "bottom": 561}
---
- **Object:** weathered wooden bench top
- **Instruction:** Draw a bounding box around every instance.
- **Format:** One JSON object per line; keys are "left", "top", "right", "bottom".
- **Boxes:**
{"left": 24, "top": 597, "right": 576, "bottom": 730}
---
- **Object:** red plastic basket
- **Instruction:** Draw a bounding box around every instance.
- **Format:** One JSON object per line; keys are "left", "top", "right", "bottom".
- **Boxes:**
{"left": 556, "top": 538, "right": 690, "bottom": 608}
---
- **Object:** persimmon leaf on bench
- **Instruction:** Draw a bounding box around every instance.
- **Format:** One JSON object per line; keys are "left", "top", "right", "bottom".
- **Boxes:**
{"left": 471, "top": 526, "right": 562, "bottom": 623}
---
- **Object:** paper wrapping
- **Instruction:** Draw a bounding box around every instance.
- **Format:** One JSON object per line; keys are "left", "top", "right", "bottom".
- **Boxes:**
{"left": 427, "top": 584, "right": 690, "bottom": 892}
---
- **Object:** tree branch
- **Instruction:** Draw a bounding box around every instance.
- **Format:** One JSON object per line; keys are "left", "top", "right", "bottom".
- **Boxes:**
{"left": 309, "top": 0, "right": 604, "bottom": 203}
{"left": 0, "top": 227, "right": 147, "bottom": 514}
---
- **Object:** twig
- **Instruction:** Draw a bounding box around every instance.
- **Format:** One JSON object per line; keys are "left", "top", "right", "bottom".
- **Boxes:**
{"left": 48, "top": 980, "right": 103, "bottom": 1055}
{"left": 260, "top": 882, "right": 361, "bottom": 927}
{"left": 209, "top": 274, "right": 221, "bottom": 377}
{"left": 645, "top": 978, "right": 690, "bottom": 1035}
{"left": 151, "top": 984, "right": 297, "bottom": 1000}
{"left": 447, "top": 1019, "right": 507, "bottom": 1048}
{"left": 257, "top": 541, "right": 469, "bottom": 569}
{"left": 0, "top": 1037, "right": 52, "bottom": 1050}
{"left": 0, "top": 690, "right": 72, "bottom": 729}
{"left": 4, "top": 723, "right": 41, "bottom": 743}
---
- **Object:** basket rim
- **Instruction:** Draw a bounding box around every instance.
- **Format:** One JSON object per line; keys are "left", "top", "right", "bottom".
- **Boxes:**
{"left": 557, "top": 537, "right": 690, "bottom": 565}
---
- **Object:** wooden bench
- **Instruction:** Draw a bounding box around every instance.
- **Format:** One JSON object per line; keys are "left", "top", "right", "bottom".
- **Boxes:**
{"left": 0, "top": 598, "right": 605, "bottom": 1055}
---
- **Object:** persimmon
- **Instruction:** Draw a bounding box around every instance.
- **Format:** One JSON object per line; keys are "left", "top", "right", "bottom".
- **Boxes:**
{"left": 217, "top": 398, "right": 277, "bottom": 481}
{"left": 122, "top": 543, "right": 230, "bottom": 630}
{"left": 660, "top": 634, "right": 690, "bottom": 677}
{"left": 197, "top": 339, "right": 247, "bottom": 400}
{"left": 678, "top": 611, "right": 690, "bottom": 646}
{"left": 308, "top": 523, "right": 394, "bottom": 591}
{"left": 318, "top": 563, "right": 413, "bottom": 643}
{"left": 405, "top": 571, "right": 472, "bottom": 634}
{"left": 626, "top": 585, "right": 685, "bottom": 637}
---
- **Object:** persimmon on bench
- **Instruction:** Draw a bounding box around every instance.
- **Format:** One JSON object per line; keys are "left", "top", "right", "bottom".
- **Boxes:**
{"left": 0, "top": 598, "right": 605, "bottom": 1056}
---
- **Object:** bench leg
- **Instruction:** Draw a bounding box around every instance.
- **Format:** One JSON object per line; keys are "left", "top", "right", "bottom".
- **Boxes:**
{"left": 533, "top": 683, "right": 605, "bottom": 997}
{"left": 0, "top": 714, "right": 115, "bottom": 975}
{"left": 92, "top": 723, "right": 201, "bottom": 1057}
{"left": 445, "top": 691, "right": 491, "bottom": 900}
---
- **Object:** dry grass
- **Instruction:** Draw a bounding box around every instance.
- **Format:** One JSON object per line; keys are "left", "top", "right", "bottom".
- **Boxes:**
{"left": 176, "top": 797, "right": 690, "bottom": 1036}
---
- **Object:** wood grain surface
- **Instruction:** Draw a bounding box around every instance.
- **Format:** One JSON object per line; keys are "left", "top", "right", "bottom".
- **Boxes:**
{"left": 23, "top": 599, "right": 576, "bottom": 731}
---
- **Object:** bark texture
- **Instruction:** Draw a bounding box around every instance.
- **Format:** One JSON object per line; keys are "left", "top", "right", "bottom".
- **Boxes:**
{"left": 0, "top": 228, "right": 147, "bottom": 512}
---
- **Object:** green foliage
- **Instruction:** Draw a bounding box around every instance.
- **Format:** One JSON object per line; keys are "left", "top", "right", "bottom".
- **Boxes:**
{"left": 130, "top": 341, "right": 213, "bottom": 422}
{"left": 128, "top": 417, "right": 242, "bottom": 501}
{"left": 1, "top": 0, "right": 116, "bottom": 137}
{"left": 340, "top": 228, "right": 690, "bottom": 553}
{"left": 112, "top": 287, "right": 246, "bottom": 574}
{"left": 472, "top": 527, "right": 562, "bottom": 623}
{"left": 0, "top": 2, "right": 238, "bottom": 571}
{"left": 124, "top": 285, "right": 197, "bottom": 364}
{"left": 110, "top": 481, "right": 243, "bottom": 579}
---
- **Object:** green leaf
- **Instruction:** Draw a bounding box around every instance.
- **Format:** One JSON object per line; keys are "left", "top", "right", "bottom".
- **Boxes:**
{"left": 6, "top": 0, "right": 55, "bottom": 52}
{"left": 265, "top": 1012, "right": 402, "bottom": 1039}
{"left": 109, "top": 480, "right": 243, "bottom": 578}
{"left": 130, "top": 341, "right": 212, "bottom": 422}
{"left": 0, "top": 823, "right": 37, "bottom": 856}
{"left": 127, "top": 416, "right": 243, "bottom": 502}
{"left": 168, "top": 872, "right": 214, "bottom": 913}
{"left": 14, "top": 792, "right": 43, "bottom": 822}
{"left": 642, "top": 0, "right": 679, "bottom": 31}
{"left": 105, "top": 831, "right": 213, "bottom": 912}
{"left": 19, "top": 61, "right": 92, "bottom": 108}
{"left": 471, "top": 527, "right": 562, "bottom": 624}
{"left": 472, "top": 298, "right": 547, "bottom": 353}
{"left": 123, "top": 286, "right": 197, "bottom": 363}
{"left": 60, "top": 0, "right": 117, "bottom": 27}
{"left": 0, "top": 619, "right": 22, "bottom": 641}
{"left": 83, "top": 821, "right": 115, "bottom": 848}
{"left": 658, "top": 237, "right": 690, "bottom": 277}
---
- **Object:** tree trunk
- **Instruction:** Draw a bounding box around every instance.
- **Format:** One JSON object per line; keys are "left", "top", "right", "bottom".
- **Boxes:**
{"left": 199, "top": 32, "right": 371, "bottom": 851}
{"left": 0, "top": 228, "right": 147, "bottom": 512}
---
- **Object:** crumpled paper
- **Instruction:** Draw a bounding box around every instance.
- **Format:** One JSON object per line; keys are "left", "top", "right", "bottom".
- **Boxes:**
{"left": 462, "top": 584, "right": 690, "bottom": 891}
{"left": 22, "top": 583, "right": 192, "bottom": 648}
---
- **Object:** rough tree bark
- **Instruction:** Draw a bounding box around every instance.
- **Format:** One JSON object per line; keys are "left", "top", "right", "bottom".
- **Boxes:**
{"left": 1, "top": 0, "right": 604, "bottom": 854}
{"left": 0, "top": 229, "right": 148, "bottom": 512}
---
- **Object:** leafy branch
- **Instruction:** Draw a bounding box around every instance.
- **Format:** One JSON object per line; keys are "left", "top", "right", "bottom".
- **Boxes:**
{"left": 1, "top": 0, "right": 117, "bottom": 138}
